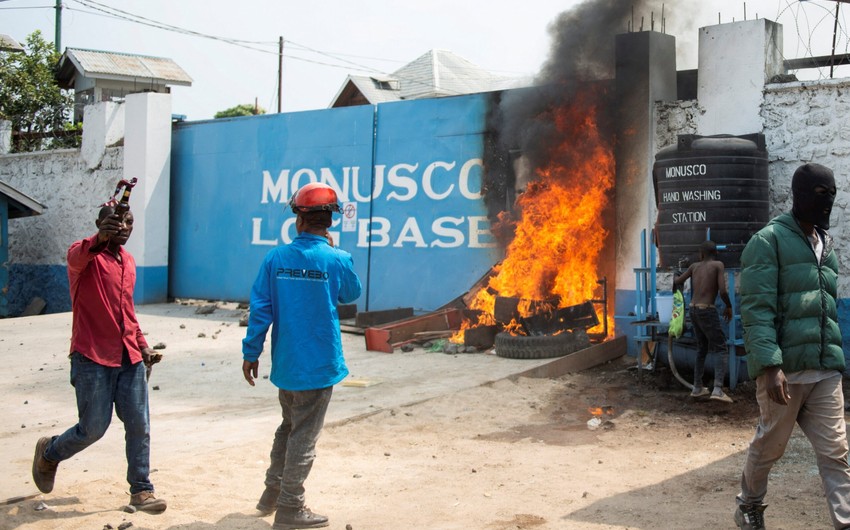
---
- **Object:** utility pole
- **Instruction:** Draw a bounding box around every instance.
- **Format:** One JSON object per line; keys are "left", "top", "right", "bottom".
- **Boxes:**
{"left": 54, "top": 0, "right": 62, "bottom": 53}
{"left": 278, "top": 36, "right": 284, "bottom": 113}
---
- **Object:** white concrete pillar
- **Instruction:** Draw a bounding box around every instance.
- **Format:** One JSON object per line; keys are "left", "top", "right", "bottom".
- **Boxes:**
{"left": 0, "top": 120, "right": 11, "bottom": 155}
{"left": 123, "top": 92, "right": 172, "bottom": 304}
{"left": 697, "top": 19, "right": 784, "bottom": 135}
{"left": 81, "top": 101, "right": 125, "bottom": 169}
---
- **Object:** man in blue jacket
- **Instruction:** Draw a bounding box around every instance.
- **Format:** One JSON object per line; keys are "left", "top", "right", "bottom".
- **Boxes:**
{"left": 735, "top": 163, "right": 850, "bottom": 530}
{"left": 242, "top": 182, "right": 362, "bottom": 530}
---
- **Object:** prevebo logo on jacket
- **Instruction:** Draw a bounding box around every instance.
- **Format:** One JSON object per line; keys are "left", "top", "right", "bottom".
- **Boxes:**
{"left": 276, "top": 267, "right": 330, "bottom": 281}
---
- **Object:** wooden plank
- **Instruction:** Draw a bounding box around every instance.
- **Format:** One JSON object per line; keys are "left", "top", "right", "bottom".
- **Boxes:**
{"left": 510, "top": 336, "right": 626, "bottom": 380}
{"left": 355, "top": 307, "right": 414, "bottom": 328}
{"left": 413, "top": 330, "right": 455, "bottom": 339}
{"left": 337, "top": 303, "right": 357, "bottom": 320}
{"left": 364, "top": 308, "right": 464, "bottom": 353}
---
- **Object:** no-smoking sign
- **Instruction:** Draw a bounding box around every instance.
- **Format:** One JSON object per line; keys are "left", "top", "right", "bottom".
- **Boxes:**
{"left": 341, "top": 202, "right": 357, "bottom": 232}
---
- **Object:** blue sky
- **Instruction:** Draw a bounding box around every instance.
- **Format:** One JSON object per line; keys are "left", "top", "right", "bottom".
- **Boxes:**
{"left": 3, "top": 0, "right": 846, "bottom": 121}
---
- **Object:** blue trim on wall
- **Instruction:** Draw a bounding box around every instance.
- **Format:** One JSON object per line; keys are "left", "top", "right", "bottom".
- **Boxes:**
{"left": 839, "top": 298, "right": 850, "bottom": 368}
{"left": 6, "top": 264, "right": 70, "bottom": 316}
{"left": 135, "top": 265, "right": 168, "bottom": 305}
{"left": 6, "top": 264, "right": 167, "bottom": 315}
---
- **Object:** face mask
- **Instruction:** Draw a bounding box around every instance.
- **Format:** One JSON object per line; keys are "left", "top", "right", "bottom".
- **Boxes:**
{"left": 792, "top": 163, "right": 837, "bottom": 229}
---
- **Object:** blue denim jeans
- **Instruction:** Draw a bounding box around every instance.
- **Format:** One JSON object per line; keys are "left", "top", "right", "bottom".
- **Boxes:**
{"left": 44, "top": 351, "right": 153, "bottom": 494}
{"left": 264, "top": 386, "right": 333, "bottom": 509}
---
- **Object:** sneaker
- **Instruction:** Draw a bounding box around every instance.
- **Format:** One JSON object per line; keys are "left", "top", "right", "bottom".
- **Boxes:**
{"left": 734, "top": 503, "right": 766, "bottom": 529}
{"left": 256, "top": 487, "right": 280, "bottom": 515}
{"left": 273, "top": 506, "right": 329, "bottom": 529}
{"left": 130, "top": 491, "right": 167, "bottom": 514}
{"left": 32, "top": 437, "right": 59, "bottom": 493}
{"left": 711, "top": 388, "right": 734, "bottom": 403}
{"left": 690, "top": 386, "right": 709, "bottom": 398}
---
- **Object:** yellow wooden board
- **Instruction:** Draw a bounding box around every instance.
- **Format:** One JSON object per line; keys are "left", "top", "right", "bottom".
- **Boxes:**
{"left": 341, "top": 377, "right": 383, "bottom": 388}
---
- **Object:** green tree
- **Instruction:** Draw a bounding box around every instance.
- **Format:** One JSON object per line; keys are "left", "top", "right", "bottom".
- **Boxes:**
{"left": 214, "top": 103, "right": 266, "bottom": 119}
{"left": 0, "top": 31, "right": 76, "bottom": 152}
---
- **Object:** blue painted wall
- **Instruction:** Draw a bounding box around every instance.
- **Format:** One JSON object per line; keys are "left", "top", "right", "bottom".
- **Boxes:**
{"left": 0, "top": 196, "right": 7, "bottom": 317}
{"left": 5, "top": 264, "right": 69, "bottom": 315}
{"left": 170, "top": 94, "right": 502, "bottom": 312}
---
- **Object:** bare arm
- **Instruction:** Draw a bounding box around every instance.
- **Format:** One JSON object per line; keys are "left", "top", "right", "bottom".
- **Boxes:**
{"left": 716, "top": 263, "right": 733, "bottom": 321}
{"left": 673, "top": 264, "right": 694, "bottom": 291}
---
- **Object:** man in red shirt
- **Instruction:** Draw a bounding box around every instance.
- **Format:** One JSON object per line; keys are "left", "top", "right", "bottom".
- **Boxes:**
{"left": 31, "top": 205, "right": 166, "bottom": 513}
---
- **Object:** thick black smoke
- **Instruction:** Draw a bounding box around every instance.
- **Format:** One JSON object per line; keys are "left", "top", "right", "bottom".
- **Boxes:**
{"left": 482, "top": 0, "right": 666, "bottom": 229}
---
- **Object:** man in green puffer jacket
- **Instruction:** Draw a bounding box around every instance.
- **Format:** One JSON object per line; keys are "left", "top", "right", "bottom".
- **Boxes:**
{"left": 734, "top": 163, "right": 850, "bottom": 530}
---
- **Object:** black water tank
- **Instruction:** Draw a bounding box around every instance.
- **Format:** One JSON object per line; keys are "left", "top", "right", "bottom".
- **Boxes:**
{"left": 653, "top": 133, "right": 769, "bottom": 269}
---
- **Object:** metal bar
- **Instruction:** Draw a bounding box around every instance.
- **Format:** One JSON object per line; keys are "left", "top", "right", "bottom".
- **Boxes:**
{"left": 784, "top": 53, "right": 850, "bottom": 71}
{"left": 727, "top": 271, "right": 739, "bottom": 390}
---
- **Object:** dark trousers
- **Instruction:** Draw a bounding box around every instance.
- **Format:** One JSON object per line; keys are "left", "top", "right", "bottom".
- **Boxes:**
{"left": 45, "top": 351, "right": 153, "bottom": 494}
{"left": 690, "top": 307, "right": 728, "bottom": 389}
{"left": 265, "top": 386, "right": 333, "bottom": 509}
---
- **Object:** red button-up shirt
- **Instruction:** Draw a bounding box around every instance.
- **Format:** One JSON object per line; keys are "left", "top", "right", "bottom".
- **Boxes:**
{"left": 67, "top": 234, "right": 148, "bottom": 367}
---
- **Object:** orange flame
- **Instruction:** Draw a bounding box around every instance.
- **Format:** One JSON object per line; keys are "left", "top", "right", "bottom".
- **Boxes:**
{"left": 455, "top": 89, "right": 615, "bottom": 342}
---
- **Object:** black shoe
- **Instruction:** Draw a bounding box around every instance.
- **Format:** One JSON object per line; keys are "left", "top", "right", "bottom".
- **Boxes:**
{"left": 32, "top": 437, "right": 58, "bottom": 494}
{"left": 256, "top": 487, "right": 280, "bottom": 515}
{"left": 273, "top": 506, "right": 329, "bottom": 529}
{"left": 734, "top": 503, "right": 767, "bottom": 529}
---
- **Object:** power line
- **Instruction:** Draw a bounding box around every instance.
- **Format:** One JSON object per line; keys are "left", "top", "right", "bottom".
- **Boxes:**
{"left": 62, "top": 0, "right": 478, "bottom": 96}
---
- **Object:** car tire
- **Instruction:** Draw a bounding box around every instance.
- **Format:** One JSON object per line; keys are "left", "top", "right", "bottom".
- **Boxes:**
{"left": 494, "top": 329, "right": 590, "bottom": 360}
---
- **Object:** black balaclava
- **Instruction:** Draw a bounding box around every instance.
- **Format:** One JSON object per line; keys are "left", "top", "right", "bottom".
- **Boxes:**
{"left": 792, "top": 163, "right": 836, "bottom": 229}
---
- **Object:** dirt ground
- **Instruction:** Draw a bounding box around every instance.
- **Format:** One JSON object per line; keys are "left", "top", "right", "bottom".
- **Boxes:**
{"left": 0, "top": 319, "right": 839, "bottom": 530}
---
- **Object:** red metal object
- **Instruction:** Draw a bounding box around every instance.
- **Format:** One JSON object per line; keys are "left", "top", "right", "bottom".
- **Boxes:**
{"left": 364, "top": 308, "right": 464, "bottom": 353}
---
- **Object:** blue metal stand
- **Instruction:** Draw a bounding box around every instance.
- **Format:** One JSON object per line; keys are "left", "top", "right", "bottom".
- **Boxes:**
{"left": 631, "top": 228, "right": 745, "bottom": 389}
{"left": 725, "top": 270, "right": 744, "bottom": 389}
{"left": 633, "top": 229, "right": 661, "bottom": 376}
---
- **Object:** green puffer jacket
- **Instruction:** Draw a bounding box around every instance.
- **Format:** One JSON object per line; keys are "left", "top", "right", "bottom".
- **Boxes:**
{"left": 740, "top": 212, "right": 844, "bottom": 378}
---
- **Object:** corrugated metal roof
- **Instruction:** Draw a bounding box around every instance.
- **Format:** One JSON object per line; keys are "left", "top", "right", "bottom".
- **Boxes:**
{"left": 392, "top": 49, "right": 518, "bottom": 100}
{"left": 351, "top": 76, "right": 402, "bottom": 103}
{"left": 330, "top": 49, "right": 521, "bottom": 107}
{"left": 59, "top": 48, "right": 192, "bottom": 86}
{"left": 0, "top": 180, "right": 46, "bottom": 219}
{"left": 0, "top": 34, "right": 24, "bottom": 52}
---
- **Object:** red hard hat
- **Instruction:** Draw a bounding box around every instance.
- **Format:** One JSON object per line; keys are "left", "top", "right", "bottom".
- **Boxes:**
{"left": 289, "top": 182, "right": 341, "bottom": 214}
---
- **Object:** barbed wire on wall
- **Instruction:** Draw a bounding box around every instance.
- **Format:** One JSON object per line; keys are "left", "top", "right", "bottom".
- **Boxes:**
{"left": 773, "top": 0, "right": 850, "bottom": 79}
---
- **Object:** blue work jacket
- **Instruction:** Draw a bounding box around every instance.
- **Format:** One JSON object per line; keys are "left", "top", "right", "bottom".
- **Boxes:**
{"left": 242, "top": 233, "right": 362, "bottom": 391}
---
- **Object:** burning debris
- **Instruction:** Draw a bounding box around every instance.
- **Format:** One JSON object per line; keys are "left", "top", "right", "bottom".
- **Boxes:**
{"left": 452, "top": 1, "right": 667, "bottom": 354}
{"left": 453, "top": 88, "right": 615, "bottom": 352}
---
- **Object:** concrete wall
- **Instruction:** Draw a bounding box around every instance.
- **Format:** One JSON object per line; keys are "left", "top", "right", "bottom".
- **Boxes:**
{"left": 654, "top": 78, "right": 850, "bottom": 280}
{"left": 762, "top": 79, "right": 850, "bottom": 294}
{"left": 0, "top": 147, "right": 124, "bottom": 314}
{"left": 0, "top": 93, "right": 172, "bottom": 315}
